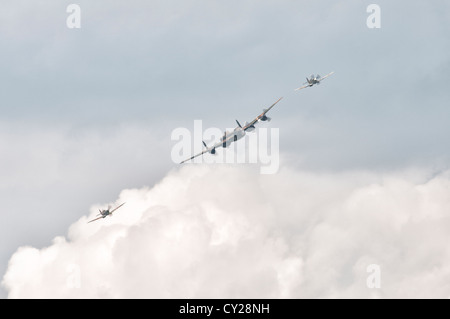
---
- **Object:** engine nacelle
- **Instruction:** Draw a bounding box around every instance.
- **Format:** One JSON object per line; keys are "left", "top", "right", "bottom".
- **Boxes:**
{"left": 244, "top": 121, "right": 255, "bottom": 132}
{"left": 210, "top": 148, "right": 216, "bottom": 155}
{"left": 261, "top": 115, "right": 271, "bottom": 122}
{"left": 221, "top": 131, "right": 229, "bottom": 141}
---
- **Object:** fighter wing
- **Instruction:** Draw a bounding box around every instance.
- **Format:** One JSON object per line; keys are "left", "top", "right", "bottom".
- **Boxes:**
{"left": 244, "top": 97, "right": 283, "bottom": 130}
{"left": 110, "top": 202, "right": 126, "bottom": 214}
{"left": 87, "top": 216, "right": 104, "bottom": 223}
{"left": 318, "top": 71, "right": 334, "bottom": 82}
{"left": 294, "top": 84, "right": 309, "bottom": 91}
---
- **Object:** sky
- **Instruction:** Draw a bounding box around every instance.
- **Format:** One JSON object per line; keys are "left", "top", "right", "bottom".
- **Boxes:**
{"left": 1, "top": 0, "right": 450, "bottom": 298}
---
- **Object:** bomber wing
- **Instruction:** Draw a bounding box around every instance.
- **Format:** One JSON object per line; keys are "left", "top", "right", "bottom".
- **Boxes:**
{"left": 180, "top": 149, "right": 209, "bottom": 164}
{"left": 180, "top": 141, "right": 220, "bottom": 164}
{"left": 243, "top": 97, "right": 283, "bottom": 130}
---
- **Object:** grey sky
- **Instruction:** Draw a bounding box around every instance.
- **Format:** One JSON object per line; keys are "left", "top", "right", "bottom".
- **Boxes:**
{"left": 0, "top": 0, "right": 449, "bottom": 297}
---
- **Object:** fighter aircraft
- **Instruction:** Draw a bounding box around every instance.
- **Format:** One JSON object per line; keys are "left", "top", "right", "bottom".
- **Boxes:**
{"left": 87, "top": 202, "right": 126, "bottom": 223}
{"left": 180, "top": 97, "right": 283, "bottom": 164}
{"left": 294, "top": 72, "right": 334, "bottom": 91}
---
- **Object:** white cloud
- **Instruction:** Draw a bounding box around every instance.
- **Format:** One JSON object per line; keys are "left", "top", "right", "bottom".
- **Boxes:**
{"left": 0, "top": 121, "right": 172, "bottom": 295}
{"left": 3, "top": 165, "right": 450, "bottom": 298}
{"left": 1, "top": 0, "right": 450, "bottom": 299}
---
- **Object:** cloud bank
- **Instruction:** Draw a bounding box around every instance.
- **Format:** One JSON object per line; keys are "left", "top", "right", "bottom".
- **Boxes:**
{"left": 3, "top": 165, "right": 450, "bottom": 298}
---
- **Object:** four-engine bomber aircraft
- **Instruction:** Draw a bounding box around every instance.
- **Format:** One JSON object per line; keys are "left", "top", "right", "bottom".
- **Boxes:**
{"left": 88, "top": 202, "right": 126, "bottom": 223}
{"left": 180, "top": 97, "right": 283, "bottom": 164}
{"left": 295, "top": 71, "right": 334, "bottom": 91}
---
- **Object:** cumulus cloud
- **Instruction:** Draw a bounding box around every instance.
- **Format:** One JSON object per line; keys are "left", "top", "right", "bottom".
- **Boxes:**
{"left": 2, "top": 165, "right": 450, "bottom": 298}
{"left": 0, "top": 121, "right": 172, "bottom": 294}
